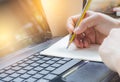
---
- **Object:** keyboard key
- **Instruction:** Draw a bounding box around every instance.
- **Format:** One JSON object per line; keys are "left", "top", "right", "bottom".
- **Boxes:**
{"left": 62, "top": 58, "right": 71, "bottom": 61}
{"left": 43, "top": 57, "right": 51, "bottom": 61}
{"left": 51, "top": 63, "right": 61, "bottom": 68}
{"left": 28, "top": 55, "right": 34, "bottom": 59}
{"left": 45, "top": 67, "right": 55, "bottom": 71}
{"left": 52, "top": 60, "right": 80, "bottom": 75}
{"left": 12, "top": 63, "right": 18, "bottom": 67}
{"left": 37, "top": 78, "right": 49, "bottom": 82}
{"left": 40, "top": 63, "right": 49, "bottom": 68}
{"left": 37, "top": 55, "right": 44, "bottom": 58}
{"left": 17, "top": 69, "right": 27, "bottom": 74}
{"left": 25, "top": 60, "right": 34, "bottom": 64}
{"left": 33, "top": 67, "right": 43, "bottom": 71}
{"left": 0, "top": 70, "right": 5, "bottom": 73}
{"left": 23, "top": 66, "right": 33, "bottom": 70}
{"left": 19, "top": 63, "right": 28, "bottom": 67}
{"left": 24, "top": 77, "right": 37, "bottom": 82}
{"left": 44, "top": 74, "right": 57, "bottom": 80}
{"left": 36, "top": 60, "right": 45, "bottom": 64}
{"left": 34, "top": 53, "right": 39, "bottom": 56}
{"left": 17, "top": 60, "right": 24, "bottom": 64}
{"left": 27, "top": 70, "right": 37, "bottom": 75}
{"left": 0, "top": 80, "right": 3, "bottom": 82}
{"left": 5, "top": 70, "right": 15, "bottom": 74}
{"left": 20, "top": 73, "right": 31, "bottom": 79}
{"left": 23, "top": 58, "right": 29, "bottom": 62}
{"left": 46, "top": 60, "right": 55, "bottom": 64}
{"left": 4, "top": 66, "right": 12, "bottom": 70}
{"left": 2, "top": 76, "right": 13, "bottom": 81}
{"left": 51, "top": 58, "right": 61, "bottom": 61}
{"left": 0, "top": 73, "right": 8, "bottom": 78}
{"left": 31, "top": 57, "right": 40, "bottom": 61}
{"left": 57, "top": 60, "right": 66, "bottom": 64}
{"left": 9, "top": 73, "right": 20, "bottom": 78}
{"left": 12, "top": 66, "right": 21, "bottom": 71}
{"left": 30, "top": 63, "right": 39, "bottom": 67}
{"left": 39, "top": 70, "right": 49, "bottom": 75}
{"left": 32, "top": 74, "right": 43, "bottom": 79}
{"left": 13, "top": 77, "right": 24, "bottom": 82}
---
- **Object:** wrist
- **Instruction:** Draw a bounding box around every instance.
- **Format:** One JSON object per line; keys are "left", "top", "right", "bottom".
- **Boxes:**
{"left": 116, "top": 68, "right": 120, "bottom": 76}
{"left": 114, "top": 62, "right": 120, "bottom": 76}
{"left": 116, "top": 19, "right": 120, "bottom": 28}
{"left": 113, "top": 54, "right": 120, "bottom": 75}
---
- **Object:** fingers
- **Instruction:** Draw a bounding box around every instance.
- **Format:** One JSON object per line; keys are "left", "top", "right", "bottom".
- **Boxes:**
{"left": 67, "top": 17, "right": 74, "bottom": 33}
{"left": 74, "top": 38, "right": 90, "bottom": 48}
{"left": 74, "top": 34, "right": 90, "bottom": 48}
{"left": 67, "top": 11, "right": 96, "bottom": 34}
{"left": 67, "top": 11, "right": 99, "bottom": 48}
{"left": 83, "top": 38, "right": 90, "bottom": 48}
{"left": 74, "top": 14, "right": 98, "bottom": 34}
{"left": 74, "top": 38, "right": 83, "bottom": 48}
{"left": 67, "top": 15, "right": 80, "bottom": 33}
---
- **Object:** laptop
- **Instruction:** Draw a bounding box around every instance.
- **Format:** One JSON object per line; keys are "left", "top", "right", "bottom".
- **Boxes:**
{"left": 0, "top": 0, "right": 84, "bottom": 82}
{"left": 1, "top": 0, "right": 119, "bottom": 82}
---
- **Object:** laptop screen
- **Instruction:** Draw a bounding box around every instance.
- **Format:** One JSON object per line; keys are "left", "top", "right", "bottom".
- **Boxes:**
{"left": 0, "top": 0, "right": 52, "bottom": 57}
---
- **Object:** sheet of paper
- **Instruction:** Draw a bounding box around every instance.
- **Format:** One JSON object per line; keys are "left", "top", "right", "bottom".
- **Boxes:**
{"left": 40, "top": 35, "right": 102, "bottom": 62}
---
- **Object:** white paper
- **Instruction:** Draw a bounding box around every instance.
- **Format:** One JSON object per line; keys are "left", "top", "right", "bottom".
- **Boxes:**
{"left": 41, "top": 35, "right": 102, "bottom": 62}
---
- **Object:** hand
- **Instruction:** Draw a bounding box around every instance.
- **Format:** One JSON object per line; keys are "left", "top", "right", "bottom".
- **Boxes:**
{"left": 67, "top": 11, "right": 120, "bottom": 48}
{"left": 99, "top": 29, "right": 120, "bottom": 75}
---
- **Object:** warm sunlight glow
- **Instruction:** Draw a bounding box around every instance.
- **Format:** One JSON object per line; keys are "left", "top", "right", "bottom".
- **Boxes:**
{"left": 41, "top": 0, "right": 82, "bottom": 36}
{"left": 0, "top": 0, "right": 51, "bottom": 57}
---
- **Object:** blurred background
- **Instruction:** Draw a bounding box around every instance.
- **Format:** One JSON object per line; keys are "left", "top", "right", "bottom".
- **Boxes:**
{"left": 90, "top": 0, "right": 120, "bottom": 17}
{"left": 0, "top": 0, "right": 52, "bottom": 57}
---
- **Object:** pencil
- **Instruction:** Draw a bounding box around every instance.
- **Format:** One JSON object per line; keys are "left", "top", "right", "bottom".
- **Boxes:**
{"left": 66, "top": 0, "right": 92, "bottom": 49}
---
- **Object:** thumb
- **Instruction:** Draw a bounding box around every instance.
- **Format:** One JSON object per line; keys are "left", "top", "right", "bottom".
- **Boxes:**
{"left": 74, "top": 15, "right": 98, "bottom": 34}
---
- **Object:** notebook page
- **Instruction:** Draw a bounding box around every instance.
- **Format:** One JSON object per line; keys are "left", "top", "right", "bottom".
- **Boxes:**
{"left": 41, "top": 35, "right": 102, "bottom": 62}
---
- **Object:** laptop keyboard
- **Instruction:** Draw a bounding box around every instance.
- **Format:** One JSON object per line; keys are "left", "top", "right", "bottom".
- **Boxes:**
{"left": 0, "top": 53, "right": 81, "bottom": 82}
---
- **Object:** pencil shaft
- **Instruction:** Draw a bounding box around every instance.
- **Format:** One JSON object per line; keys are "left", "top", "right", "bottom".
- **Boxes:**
{"left": 67, "top": 0, "right": 92, "bottom": 49}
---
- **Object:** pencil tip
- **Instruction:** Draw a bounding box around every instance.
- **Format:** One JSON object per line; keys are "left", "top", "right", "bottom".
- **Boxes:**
{"left": 66, "top": 46, "right": 69, "bottom": 49}
{"left": 66, "top": 43, "right": 70, "bottom": 49}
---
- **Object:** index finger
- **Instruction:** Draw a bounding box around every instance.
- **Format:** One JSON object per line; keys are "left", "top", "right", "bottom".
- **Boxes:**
{"left": 66, "top": 15, "right": 80, "bottom": 34}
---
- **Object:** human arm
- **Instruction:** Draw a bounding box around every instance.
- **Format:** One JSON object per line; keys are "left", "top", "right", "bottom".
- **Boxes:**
{"left": 99, "top": 28, "right": 120, "bottom": 75}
